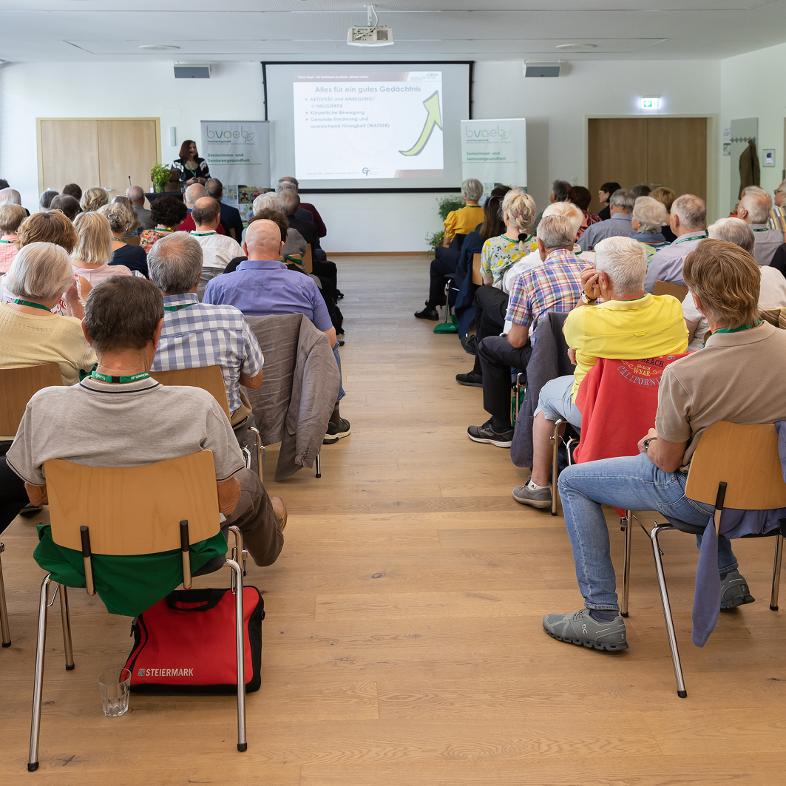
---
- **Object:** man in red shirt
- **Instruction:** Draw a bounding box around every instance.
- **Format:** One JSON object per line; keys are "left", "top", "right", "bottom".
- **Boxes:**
{"left": 177, "top": 182, "right": 226, "bottom": 235}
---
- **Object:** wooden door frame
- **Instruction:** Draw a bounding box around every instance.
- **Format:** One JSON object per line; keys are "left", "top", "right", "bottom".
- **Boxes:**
{"left": 36, "top": 117, "right": 162, "bottom": 194}
{"left": 583, "top": 114, "right": 718, "bottom": 222}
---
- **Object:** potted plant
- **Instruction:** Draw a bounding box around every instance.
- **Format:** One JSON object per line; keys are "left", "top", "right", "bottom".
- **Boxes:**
{"left": 150, "top": 163, "right": 172, "bottom": 193}
{"left": 425, "top": 195, "right": 466, "bottom": 250}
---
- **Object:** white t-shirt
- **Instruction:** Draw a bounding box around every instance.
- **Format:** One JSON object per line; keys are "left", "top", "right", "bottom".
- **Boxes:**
{"left": 191, "top": 231, "right": 244, "bottom": 272}
{"left": 682, "top": 265, "right": 786, "bottom": 351}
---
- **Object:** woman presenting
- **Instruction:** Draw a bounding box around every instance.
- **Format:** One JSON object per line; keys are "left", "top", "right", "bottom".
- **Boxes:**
{"left": 172, "top": 139, "right": 210, "bottom": 183}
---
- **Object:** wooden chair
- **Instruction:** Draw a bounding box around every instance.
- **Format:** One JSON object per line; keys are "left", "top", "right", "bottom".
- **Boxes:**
{"left": 652, "top": 280, "right": 689, "bottom": 301}
{"left": 0, "top": 363, "right": 62, "bottom": 649}
{"left": 471, "top": 252, "right": 483, "bottom": 286}
{"left": 27, "top": 451, "right": 248, "bottom": 771}
{"left": 620, "top": 422, "right": 786, "bottom": 698}
{"left": 303, "top": 244, "right": 313, "bottom": 274}
{"left": 152, "top": 366, "right": 263, "bottom": 481}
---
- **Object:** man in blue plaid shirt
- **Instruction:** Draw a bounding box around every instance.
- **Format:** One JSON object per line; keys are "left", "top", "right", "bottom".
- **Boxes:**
{"left": 148, "top": 233, "right": 264, "bottom": 427}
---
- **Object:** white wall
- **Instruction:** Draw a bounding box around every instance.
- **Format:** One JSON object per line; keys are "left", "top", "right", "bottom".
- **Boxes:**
{"left": 719, "top": 41, "right": 786, "bottom": 214}
{"left": 0, "top": 56, "right": 725, "bottom": 252}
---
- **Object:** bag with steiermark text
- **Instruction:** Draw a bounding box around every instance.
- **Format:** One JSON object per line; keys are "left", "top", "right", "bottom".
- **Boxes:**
{"left": 124, "top": 587, "right": 264, "bottom": 694}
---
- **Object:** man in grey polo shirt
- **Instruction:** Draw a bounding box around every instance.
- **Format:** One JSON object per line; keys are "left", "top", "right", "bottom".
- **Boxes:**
{"left": 6, "top": 276, "right": 286, "bottom": 567}
{"left": 578, "top": 188, "right": 634, "bottom": 251}
{"left": 737, "top": 187, "right": 784, "bottom": 266}
{"left": 644, "top": 193, "right": 707, "bottom": 291}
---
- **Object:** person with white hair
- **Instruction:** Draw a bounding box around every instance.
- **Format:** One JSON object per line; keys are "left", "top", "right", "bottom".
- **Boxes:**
{"left": 736, "top": 187, "right": 784, "bottom": 266}
{"left": 465, "top": 213, "right": 588, "bottom": 447}
{"left": 578, "top": 188, "right": 635, "bottom": 251}
{"left": 0, "top": 188, "right": 22, "bottom": 206}
{"left": 682, "top": 217, "right": 786, "bottom": 350}
{"left": 630, "top": 196, "right": 670, "bottom": 260}
{"left": 414, "top": 178, "right": 484, "bottom": 320}
{"left": 513, "top": 235, "right": 688, "bottom": 509}
{"left": 0, "top": 242, "right": 95, "bottom": 385}
{"left": 644, "top": 194, "right": 707, "bottom": 291}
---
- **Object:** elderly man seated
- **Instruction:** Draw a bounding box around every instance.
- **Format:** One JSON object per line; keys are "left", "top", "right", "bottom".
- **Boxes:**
{"left": 189, "top": 197, "right": 243, "bottom": 288}
{"left": 578, "top": 188, "right": 635, "bottom": 252}
{"left": 148, "top": 232, "right": 264, "bottom": 430}
{"left": 644, "top": 194, "right": 707, "bottom": 291}
{"left": 4, "top": 276, "right": 285, "bottom": 566}
{"left": 543, "top": 241, "right": 786, "bottom": 651}
{"left": 737, "top": 186, "right": 784, "bottom": 266}
{"left": 176, "top": 183, "right": 226, "bottom": 235}
{"left": 513, "top": 235, "right": 688, "bottom": 509}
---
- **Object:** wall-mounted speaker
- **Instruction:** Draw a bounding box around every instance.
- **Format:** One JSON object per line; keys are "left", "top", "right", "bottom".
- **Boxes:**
{"left": 524, "top": 62, "right": 561, "bottom": 78}
{"left": 173, "top": 64, "right": 211, "bottom": 79}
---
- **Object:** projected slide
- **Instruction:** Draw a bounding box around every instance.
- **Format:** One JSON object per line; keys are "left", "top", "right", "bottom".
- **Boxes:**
{"left": 293, "top": 71, "right": 444, "bottom": 180}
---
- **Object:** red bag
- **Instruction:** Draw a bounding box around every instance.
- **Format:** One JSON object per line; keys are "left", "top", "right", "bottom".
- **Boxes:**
{"left": 124, "top": 587, "right": 264, "bottom": 694}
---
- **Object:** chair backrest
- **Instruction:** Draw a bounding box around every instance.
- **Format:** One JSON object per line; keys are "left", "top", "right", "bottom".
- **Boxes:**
{"left": 686, "top": 421, "right": 786, "bottom": 510}
{"left": 151, "top": 365, "right": 230, "bottom": 418}
{"left": 0, "top": 363, "right": 62, "bottom": 438}
{"left": 471, "top": 252, "right": 482, "bottom": 286}
{"left": 45, "top": 451, "right": 220, "bottom": 555}
{"left": 653, "top": 280, "right": 689, "bottom": 301}
{"left": 303, "top": 244, "right": 313, "bottom": 274}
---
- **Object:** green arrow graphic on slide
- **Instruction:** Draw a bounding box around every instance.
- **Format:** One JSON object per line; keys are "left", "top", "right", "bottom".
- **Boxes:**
{"left": 399, "top": 91, "right": 442, "bottom": 157}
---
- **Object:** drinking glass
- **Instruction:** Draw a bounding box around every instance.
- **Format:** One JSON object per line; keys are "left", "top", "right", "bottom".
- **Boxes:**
{"left": 98, "top": 667, "right": 131, "bottom": 717}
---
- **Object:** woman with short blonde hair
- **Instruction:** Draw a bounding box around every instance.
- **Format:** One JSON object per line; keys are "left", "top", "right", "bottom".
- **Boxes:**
{"left": 98, "top": 202, "right": 149, "bottom": 277}
{"left": 81, "top": 187, "right": 109, "bottom": 213}
{"left": 72, "top": 211, "right": 132, "bottom": 286}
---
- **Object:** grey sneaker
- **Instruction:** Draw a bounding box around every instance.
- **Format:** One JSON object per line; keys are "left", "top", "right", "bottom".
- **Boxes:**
{"left": 467, "top": 419, "right": 514, "bottom": 448}
{"left": 512, "top": 483, "right": 552, "bottom": 509}
{"left": 720, "top": 569, "right": 755, "bottom": 610}
{"left": 543, "top": 608, "right": 628, "bottom": 652}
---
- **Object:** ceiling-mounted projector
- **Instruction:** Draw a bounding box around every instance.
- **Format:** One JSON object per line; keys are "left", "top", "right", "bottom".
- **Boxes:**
{"left": 347, "top": 4, "right": 393, "bottom": 47}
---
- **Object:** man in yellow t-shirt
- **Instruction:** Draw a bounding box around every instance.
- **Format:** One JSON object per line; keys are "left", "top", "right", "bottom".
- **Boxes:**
{"left": 513, "top": 235, "right": 688, "bottom": 510}
{"left": 414, "top": 178, "right": 484, "bottom": 320}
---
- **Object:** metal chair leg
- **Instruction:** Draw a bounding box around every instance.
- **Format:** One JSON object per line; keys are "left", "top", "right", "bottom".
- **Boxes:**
{"left": 770, "top": 533, "right": 784, "bottom": 611}
{"left": 0, "top": 543, "right": 10, "bottom": 647}
{"left": 620, "top": 510, "right": 633, "bottom": 618}
{"left": 550, "top": 420, "right": 565, "bottom": 516}
{"left": 59, "top": 585, "right": 74, "bottom": 670}
{"left": 315, "top": 452, "right": 322, "bottom": 479}
{"left": 650, "top": 524, "right": 688, "bottom": 698}
{"left": 226, "top": 558, "right": 247, "bottom": 752}
{"left": 249, "top": 427, "right": 264, "bottom": 483}
{"left": 28, "top": 574, "right": 53, "bottom": 772}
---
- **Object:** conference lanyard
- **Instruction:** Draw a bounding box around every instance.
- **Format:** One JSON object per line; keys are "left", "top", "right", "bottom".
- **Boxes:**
{"left": 190, "top": 231, "right": 217, "bottom": 237}
{"left": 12, "top": 298, "right": 51, "bottom": 312}
{"left": 675, "top": 233, "right": 706, "bottom": 244}
{"left": 163, "top": 302, "right": 198, "bottom": 312}
{"left": 91, "top": 371, "right": 151, "bottom": 384}
{"left": 713, "top": 321, "right": 762, "bottom": 335}
{"left": 0, "top": 239, "right": 12, "bottom": 244}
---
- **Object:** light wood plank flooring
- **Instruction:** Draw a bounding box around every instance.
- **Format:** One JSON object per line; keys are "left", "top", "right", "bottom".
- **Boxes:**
{"left": 2, "top": 256, "right": 786, "bottom": 784}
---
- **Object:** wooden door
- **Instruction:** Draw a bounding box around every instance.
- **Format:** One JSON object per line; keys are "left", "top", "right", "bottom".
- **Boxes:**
{"left": 38, "top": 119, "right": 100, "bottom": 193}
{"left": 97, "top": 119, "right": 159, "bottom": 198}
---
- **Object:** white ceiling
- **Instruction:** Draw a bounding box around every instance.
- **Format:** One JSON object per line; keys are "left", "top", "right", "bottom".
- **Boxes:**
{"left": 1, "top": 0, "right": 786, "bottom": 62}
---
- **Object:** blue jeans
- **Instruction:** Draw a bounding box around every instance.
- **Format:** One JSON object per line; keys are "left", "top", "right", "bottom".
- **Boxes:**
{"left": 536, "top": 375, "right": 582, "bottom": 429}
{"left": 557, "top": 453, "right": 738, "bottom": 611}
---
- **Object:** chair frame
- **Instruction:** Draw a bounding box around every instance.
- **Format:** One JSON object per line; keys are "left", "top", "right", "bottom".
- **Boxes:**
{"left": 0, "top": 542, "right": 10, "bottom": 648}
{"left": 550, "top": 420, "right": 578, "bottom": 516}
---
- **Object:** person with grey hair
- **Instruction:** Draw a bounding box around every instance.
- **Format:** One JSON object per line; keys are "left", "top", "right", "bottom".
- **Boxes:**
{"left": 277, "top": 175, "right": 327, "bottom": 238}
{"left": 466, "top": 213, "right": 588, "bottom": 448}
{"left": 0, "top": 188, "right": 22, "bottom": 206}
{"left": 39, "top": 189, "right": 58, "bottom": 210}
{"left": 176, "top": 182, "right": 227, "bottom": 235}
{"left": 769, "top": 178, "right": 786, "bottom": 235}
{"left": 644, "top": 194, "right": 707, "bottom": 291}
{"left": 736, "top": 188, "right": 784, "bottom": 265}
{"left": 513, "top": 235, "right": 688, "bottom": 509}
{"left": 630, "top": 196, "right": 669, "bottom": 259}
{"left": 126, "top": 184, "right": 154, "bottom": 231}
{"left": 682, "top": 217, "right": 786, "bottom": 350}
{"left": 189, "top": 197, "right": 242, "bottom": 289}
{"left": 578, "top": 188, "right": 635, "bottom": 252}
{"left": 149, "top": 232, "right": 264, "bottom": 427}
{"left": 0, "top": 242, "right": 95, "bottom": 385}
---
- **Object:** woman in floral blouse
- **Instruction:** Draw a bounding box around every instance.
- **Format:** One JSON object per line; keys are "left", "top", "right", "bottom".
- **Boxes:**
{"left": 139, "top": 196, "right": 188, "bottom": 254}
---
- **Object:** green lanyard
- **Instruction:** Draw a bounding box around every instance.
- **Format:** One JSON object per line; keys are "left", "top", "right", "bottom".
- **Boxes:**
{"left": 713, "top": 321, "right": 762, "bottom": 335}
{"left": 163, "top": 302, "right": 197, "bottom": 312}
{"left": 91, "top": 371, "right": 150, "bottom": 384}
{"left": 12, "top": 298, "right": 51, "bottom": 312}
{"left": 190, "top": 231, "right": 216, "bottom": 237}
{"left": 0, "top": 239, "right": 12, "bottom": 244}
{"left": 675, "top": 232, "right": 706, "bottom": 244}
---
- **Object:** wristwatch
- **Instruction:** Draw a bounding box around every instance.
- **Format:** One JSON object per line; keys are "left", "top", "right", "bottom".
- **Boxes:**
{"left": 642, "top": 436, "right": 658, "bottom": 452}
{"left": 580, "top": 291, "right": 598, "bottom": 305}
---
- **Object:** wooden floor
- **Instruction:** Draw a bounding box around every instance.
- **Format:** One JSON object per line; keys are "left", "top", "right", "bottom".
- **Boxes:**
{"left": 2, "top": 256, "right": 786, "bottom": 784}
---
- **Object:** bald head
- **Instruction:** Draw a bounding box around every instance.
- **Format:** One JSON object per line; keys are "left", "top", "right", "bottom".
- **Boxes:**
{"left": 192, "top": 196, "right": 221, "bottom": 229}
{"left": 0, "top": 188, "right": 21, "bottom": 206}
{"left": 184, "top": 183, "right": 206, "bottom": 209}
{"left": 126, "top": 185, "right": 145, "bottom": 205}
{"left": 244, "top": 219, "right": 283, "bottom": 261}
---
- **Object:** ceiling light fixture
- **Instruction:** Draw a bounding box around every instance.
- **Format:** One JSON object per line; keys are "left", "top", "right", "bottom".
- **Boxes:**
{"left": 554, "top": 42, "right": 598, "bottom": 51}
{"left": 138, "top": 44, "right": 182, "bottom": 51}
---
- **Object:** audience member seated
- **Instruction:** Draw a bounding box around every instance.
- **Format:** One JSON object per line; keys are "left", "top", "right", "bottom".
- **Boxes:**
{"left": 644, "top": 194, "right": 707, "bottom": 291}
{"left": 3, "top": 276, "right": 286, "bottom": 565}
{"left": 514, "top": 236, "right": 688, "bottom": 509}
{"left": 177, "top": 183, "right": 227, "bottom": 235}
{"left": 630, "top": 196, "right": 670, "bottom": 259}
{"left": 204, "top": 219, "right": 350, "bottom": 443}
{"left": 533, "top": 180, "right": 571, "bottom": 227}
{"left": 98, "top": 201, "right": 148, "bottom": 278}
{"left": 466, "top": 214, "right": 588, "bottom": 447}
{"left": 651, "top": 185, "right": 678, "bottom": 242}
{"left": 542, "top": 241, "right": 786, "bottom": 651}
{"left": 414, "top": 178, "right": 484, "bottom": 320}
{"left": 0, "top": 204, "right": 26, "bottom": 274}
{"left": 0, "top": 188, "right": 22, "bottom": 206}
{"left": 190, "top": 197, "right": 243, "bottom": 288}
{"left": 49, "top": 194, "right": 81, "bottom": 221}
{"left": 0, "top": 242, "right": 95, "bottom": 384}
{"left": 206, "top": 178, "right": 244, "bottom": 241}
{"left": 578, "top": 188, "right": 635, "bottom": 251}
{"left": 39, "top": 189, "right": 58, "bottom": 210}
{"left": 126, "top": 185, "right": 154, "bottom": 232}
{"left": 16, "top": 208, "right": 78, "bottom": 256}
{"left": 61, "top": 182, "right": 82, "bottom": 202}
{"left": 278, "top": 176, "right": 327, "bottom": 238}
{"left": 568, "top": 186, "right": 601, "bottom": 239}
{"left": 769, "top": 179, "right": 786, "bottom": 235}
{"left": 173, "top": 139, "right": 210, "bottom": 184}
{"left": 596, "top": 181, "right": 621, "bottom": 221}
{"left": 148, "top": 232, "right": 264, "bottom": 429}
{"left": 140, "top": 196, "right": 188, "bottom": 253}
{"left": 0, "top": 178, "right": 8, "bottom": 190}
{"left": 72, "top": 211, "right": 132, "bottom": 287}
{"left": 631, "top": 183, "right": 651, "bottom": 199}
{"left": 736, "top": 186, "right": 784, "bottom": 266}
{"left": 80, "top": 187, "right": 109, "bottom": 213}
{"left": 683, "top": 217, "right": 786, "bottom": 350}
